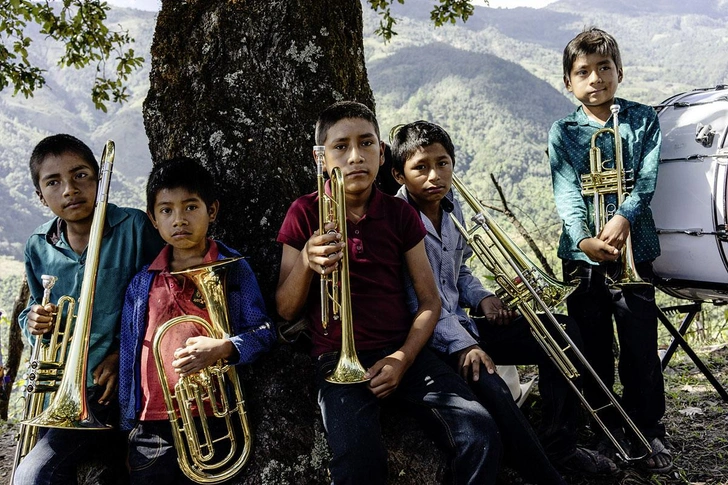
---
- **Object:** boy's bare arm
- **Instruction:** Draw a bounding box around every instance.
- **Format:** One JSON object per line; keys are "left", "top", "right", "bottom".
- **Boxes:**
{"left": 276, "top": 228, "right": 344, "bottom": 321}
{"left": 367, "top": 240, "right": 440, "bottom": 398}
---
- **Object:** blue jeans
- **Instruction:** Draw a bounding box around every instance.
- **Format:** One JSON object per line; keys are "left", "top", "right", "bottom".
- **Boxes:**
{"left": 13, "top": 385, "right": 125, "bottom": 485}
{"left": 317, "top": 346, "right": 502, "bottom": 485}
{"left": 563, "top": 260, "right": 666, "bottom": 439}
{"left": 127, "top": 420, "right": 196, "bottom": 485}
{"left": 437, "top": 336, "right": 566, "bottom": 485}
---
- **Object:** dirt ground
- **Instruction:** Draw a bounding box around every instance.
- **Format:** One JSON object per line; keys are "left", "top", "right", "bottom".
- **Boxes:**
{"left": 0, "top": 345, "right": 726, "bottom": 485}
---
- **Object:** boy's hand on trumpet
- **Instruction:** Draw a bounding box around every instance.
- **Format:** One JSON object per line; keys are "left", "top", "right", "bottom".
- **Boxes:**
{"left": 26, "top": 303, "right": 58, "bottom": 335}
{"left": 578, "top": 237, "right": 620, "bottom": 263}
{"left": 305, "top": 222, "right": 345, "bottom": 276}
{"left": 598, "top": 214, "right": 631, "bottom": 252}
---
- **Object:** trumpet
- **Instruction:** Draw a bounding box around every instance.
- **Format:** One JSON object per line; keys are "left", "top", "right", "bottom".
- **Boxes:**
{"left": 580, "top": 104, "right": 648, "bottom": 287}
{"left": 314, "top": 145, "right": 369, "bottom": 384}
{"left": 153, "top": 257, "right": 252, "bottom": 484}
{"left": 450, "top": 174, "right": 652, "bottom": 462}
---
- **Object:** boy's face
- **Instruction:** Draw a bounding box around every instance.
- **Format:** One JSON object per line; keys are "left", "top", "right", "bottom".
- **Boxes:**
{"left": 393, "top": 143, "right": 453, "bottom": 208}
{"left": 565, "top": 53, "right": 623, "bottom": 114}
{"left": 320, "top": 117, "right": 384, "bottom": 198}
{"left": 36, "top": 152, "right": 98, "bottom": 225}
{"left": 148, "top": 187, "right": 218, "bottom": 253}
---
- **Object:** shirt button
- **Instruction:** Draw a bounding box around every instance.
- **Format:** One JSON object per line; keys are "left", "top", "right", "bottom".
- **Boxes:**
{"left": 355, "top": 230, "right": 360, "bottom": 235}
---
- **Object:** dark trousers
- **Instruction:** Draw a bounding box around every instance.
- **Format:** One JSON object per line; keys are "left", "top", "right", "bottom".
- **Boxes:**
{"left": 317, "top": 346, "right": 503, "bottom": 485}
{"left": 474, "top": 314, "right": 582, "bottom": 462}
{"left": 563, "top": 259, "right": 666, "bottom": 439}
{"left": 13, "top": 385, "right": 126, "bottom": 485}
{"left": 437, "top": 326, "right": 566, "bottom": 485}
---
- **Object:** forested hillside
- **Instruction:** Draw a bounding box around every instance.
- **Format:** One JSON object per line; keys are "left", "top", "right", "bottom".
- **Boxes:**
{"left": 1, "top": 0, "right": 726, "bottom": 266}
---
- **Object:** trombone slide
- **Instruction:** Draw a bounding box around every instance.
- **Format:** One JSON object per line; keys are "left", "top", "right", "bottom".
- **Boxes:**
{"left": 450, "top": 173, "right": 652, "bottom": 462}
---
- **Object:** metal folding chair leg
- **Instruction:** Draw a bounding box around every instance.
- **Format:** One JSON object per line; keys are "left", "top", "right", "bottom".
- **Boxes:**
{"left": 658, "top": 303, "right": 728, "bottom": 402}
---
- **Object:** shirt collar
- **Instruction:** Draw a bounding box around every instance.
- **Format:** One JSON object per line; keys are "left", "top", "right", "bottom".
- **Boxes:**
{"left": 324, "top": 179, "right": 386, "bottom": 220}
{"left": 44, "top": 203, "right": 124, "bottom": 247}
{"left": 573, "top": 97, "right": 633, "bottom": 126}
{"left": 148, "top": 238, "right": 219, "bottom": 272}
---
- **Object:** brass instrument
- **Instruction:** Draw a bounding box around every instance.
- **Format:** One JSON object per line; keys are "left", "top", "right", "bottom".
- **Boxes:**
{"left": 11, "top": 275, "right": 72, "bottom": 479}
{"left": 152, "top": 257, "right": 252, "bottom": 484}
{"left": 580, "top": 104, "right": 648, "bottom": 287}
{"left": 450, "top": 174, "right": 652, "bottom": 462}
{"left": 314, "top": 145, "right": 369, "bottom": 384}
{"left": 21, "top": 140, "right": 116, "bottom": 432}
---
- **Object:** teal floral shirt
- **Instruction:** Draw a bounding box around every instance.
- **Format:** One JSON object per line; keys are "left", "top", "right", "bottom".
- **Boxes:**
{"left": 548, "top": 97, "right": 661, "bottom": 264}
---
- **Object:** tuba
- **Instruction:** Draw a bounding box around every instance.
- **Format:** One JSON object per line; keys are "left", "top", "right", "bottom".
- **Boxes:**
{"left": 580, "top": 104, "right": 648, "bottom": 287}
{"left": 12, "top": 140, "right": 116, "bottom": 480}
{"left": 152, "top": 257, "right": 252, "bottom": 484}
{"left": 450, "top": 173, "right": 652, "bottom": 462}
{"left": 314, "top": 146, "right": 369, "bottom": 384}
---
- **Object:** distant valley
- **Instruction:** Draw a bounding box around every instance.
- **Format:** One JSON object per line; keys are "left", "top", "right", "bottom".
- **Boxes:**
{"left": 1, "top": 0, "right": 726, "bottom": 267}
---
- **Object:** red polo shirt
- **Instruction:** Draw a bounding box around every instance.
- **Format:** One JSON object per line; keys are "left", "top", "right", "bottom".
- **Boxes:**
{"left": 139, "top": 241, "right": 219, "bottom": 421}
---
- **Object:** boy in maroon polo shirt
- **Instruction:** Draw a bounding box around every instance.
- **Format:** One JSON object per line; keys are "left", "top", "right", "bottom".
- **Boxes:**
{"left": 276, "top": 101, "right": 502, "bottom": 484}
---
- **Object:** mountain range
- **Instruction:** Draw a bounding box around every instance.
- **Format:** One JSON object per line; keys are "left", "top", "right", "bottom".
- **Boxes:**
{"left": 1, "top": 0, "right": 726, "bottom": 265}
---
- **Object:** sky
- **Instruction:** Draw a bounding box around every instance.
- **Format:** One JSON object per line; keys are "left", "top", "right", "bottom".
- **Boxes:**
{"left": 107, "top": 0, "right": 558, "bottom": 12}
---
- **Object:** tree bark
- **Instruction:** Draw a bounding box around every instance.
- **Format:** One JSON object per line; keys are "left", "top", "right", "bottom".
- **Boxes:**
{"left": 1, "top": 275, "right": 29, "bottom": 420}
{"left": 144, "top": 0, "right": 374, "bottom": 300}
{"left": 143, "top": 1, "right": 444, "bottom": 482}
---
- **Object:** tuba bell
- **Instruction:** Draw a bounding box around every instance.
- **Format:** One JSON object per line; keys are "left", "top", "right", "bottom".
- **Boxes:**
{"left": 153, "top": 257, "right": 252, "bottom": 484}
{"left": 580, "top": 104, "right": 649, "bottom": 287}
{"left": 314, "top": 145, "right": 369, "bottom": 384}
{"left": 450, "top": 173, "right": 652, "bottom": 462}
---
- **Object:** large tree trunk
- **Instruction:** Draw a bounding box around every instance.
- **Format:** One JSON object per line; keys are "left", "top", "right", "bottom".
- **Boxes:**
{"left": 144, "top": 0, "right": 374, "bottom": 300}
{"left": 143, "top": 1, "right": 445, "bottom": 483}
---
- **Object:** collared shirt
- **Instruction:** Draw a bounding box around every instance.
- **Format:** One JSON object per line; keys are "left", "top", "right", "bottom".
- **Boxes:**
{"left": 139, "top": 241, "right": 219, "bottom": 421}
{"left": 20, "top": 204, "right": 165, "bottom": 385}
{"left": 548, "top": 97, "right": 661, "bottom": 264}
{"left": 277, "top": 183, "right": 426, "bottom": 357}
{"left": 396, "top": 186, "right": 493, "bottom": 355}
{"left": 119, "top": 240, "right": 276, "bottom": 431}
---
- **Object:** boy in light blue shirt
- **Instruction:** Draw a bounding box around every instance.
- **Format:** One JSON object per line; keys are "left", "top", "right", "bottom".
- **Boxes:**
{"left": 392, "top": 120, "right": 615, "bottom": 479}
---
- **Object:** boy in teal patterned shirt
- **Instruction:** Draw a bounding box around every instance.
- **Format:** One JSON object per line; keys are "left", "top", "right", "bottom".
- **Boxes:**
{"left": 548, "top": 27, "right": 671, "bottom": 473}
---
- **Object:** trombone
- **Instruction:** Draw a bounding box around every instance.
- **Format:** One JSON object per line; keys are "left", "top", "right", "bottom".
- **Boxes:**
{"left": 314, "top": 145, "right": 369, "bottom": 384}
{"left": 450, "top": 174, "right": 652, "bottom": 462}
{"left": 580, "top": 104, "right": 648, "bottom": 287}
{"left": 21, "top": 141, "right": 115, "bottom": 431}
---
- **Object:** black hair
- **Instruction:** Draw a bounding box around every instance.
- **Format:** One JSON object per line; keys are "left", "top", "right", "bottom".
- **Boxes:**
{"left": 389, "top": 120, "right": 456, "bottom": 175}
{"left": 314, "top": 101, "right": 380, "bottom": 145}
{"left": 29, "top": 134, "right": 98, "bottom": 192}
{"left": 146, "top": 157, "right": 217, "bottom": 217}
{"left": 563, "top": 27, "right": 622, "bottom": 81}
